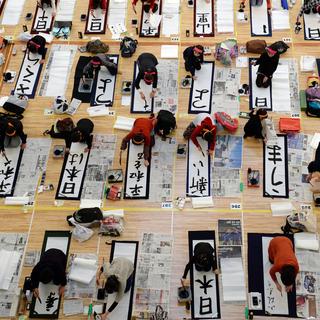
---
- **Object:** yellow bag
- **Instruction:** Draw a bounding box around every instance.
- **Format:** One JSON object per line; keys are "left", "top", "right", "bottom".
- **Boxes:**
{"left": 307, "top": 75, "right": 320, "bottom": 87}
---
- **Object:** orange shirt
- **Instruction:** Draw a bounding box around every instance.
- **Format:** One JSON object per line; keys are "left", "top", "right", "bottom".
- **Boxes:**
{"left": 268, "top": 236, "right": 299, "bottom": 282}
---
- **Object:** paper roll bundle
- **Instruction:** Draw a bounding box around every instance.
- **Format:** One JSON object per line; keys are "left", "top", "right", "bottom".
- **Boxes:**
{"left": 69, "top": 258, "right": 97, "bottom": 284}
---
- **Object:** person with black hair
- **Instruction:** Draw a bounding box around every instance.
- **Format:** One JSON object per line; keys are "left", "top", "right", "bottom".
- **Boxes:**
{"left": 268, "top": 236, "right": 299, "bottom": 294}
{"left": 89, "top": 0, "right": 107, "bottom": 15}
{"left": 0, "top": 117, "right": 27, "bottom": 156}
{"left": 96, "top": 257, "right": 134, "bottom": 320}
{"left": 181, "top": 242, "right": 218, "bottom": 286}
{"left": 26, "top": 35, "right": 47, "bottom": 64}
{"left": 31, "top": 248, "right": 67, "bottom": 298}
{"left": 183, "top": 45, "right": 204, "bottom": 80}
{"left": 135, "top": 53, "right": 158, "bottom": 101}
{"left": 37, "top": 0, "right": 57, "bottom": 16}
{"left": 82, "top": 54, "right": 119, "bottom": 81}
{"left": 183, "top": 113, "right": 216, "bottom": 156}
{"left": 306, "top": 142, "right": 320, "bottom": 193}
{"left": 154, "top": 110, "right": 176, "bottom": 139}
{"left": 132, "top": 0, "right": 159, "bottom": 14}
{"left": 243, "top": 108, "right": 268, "bottom": 139}
{"left": 120, "top": 116, "right": 155, "bottom": 166}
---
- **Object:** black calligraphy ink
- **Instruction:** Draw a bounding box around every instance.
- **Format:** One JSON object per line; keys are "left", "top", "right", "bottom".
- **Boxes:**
{"left": 199, "top": 296, "right": 212, "bottom": 315}
{"left": 61, "top": 182, "right": 75, "bottom": 194}
{"left": 308, "top": 28, "right": 320, "bottom": 39}
{"left": 96, "top": 78, "right": 112, "bottom": 105}
{"left": 90, "top": 18, "right": 102, "bottom": 31}
{"left": 196, "top": 275, "right": 214, "bottom": 295}
{"left": 129, "top": 170, "right": 144, "bottom": 182}
{"left": 129, "top": 184, "right": 143, "bottom": 196}
{"left": 267, "top": 145, "right": 282, "bottom": 165}
{"left": 36, "top": 10, "right": 49, "bottom": 31}
{"left": 255, "top": 97, "right": 268, "bottom": 108}
{"left": 45, "top": 292, "right": 58, "bottom": 311}
{"left": 196, "top": 13, "right": 210, "bottom": 33}
{"left": 192, "top": 89, "right": 209, "bottom": 109}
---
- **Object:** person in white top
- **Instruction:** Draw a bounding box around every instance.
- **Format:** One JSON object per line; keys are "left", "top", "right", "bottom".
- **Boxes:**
{"left": 37, "top": 0, "right": 57, "bottom": 16}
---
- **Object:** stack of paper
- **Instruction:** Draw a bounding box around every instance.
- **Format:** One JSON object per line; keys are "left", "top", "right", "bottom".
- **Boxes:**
{"left": 55, "top": 0, "right": 76, "bottom": 22}
{"left": 294, "top": 232, "right": 319, "bottom": 251}
{"left": 113, "top": 116, "right": 135, "bottom": 131}
{"left": 0, "top": 250, "right": 21, "bottom": 290}
{"left": 161, "top": 0, "right": 180, "bottom": 36}
{"left": 1, "top": 0, "right": 26, "bottom": 25}
{"left": 69, "top": 258, "right": 97, "bottom": 285}
{"left": 63, "top": 299, "right": 84, "bottom": 316}
{"left": 300, "top": 56, "right": 316, "bottom": 72}
{"left": 270, "top": 202, "right": 294, "bottom": 216}
{"left": 108, "top": 0, "right": 127, "bottom": 30}
{"left": 272, "top": 64, "right": 291, "bottom": 112}
{"left": 216, "top": 0, "right": 234, "bottom": 33}
{"left": 272, "top": 10, "right": 290, "bottom": 30}
{"left": 160, "top": 45, "right": 179, "bottom": 58}
{"left": 221, "top": 257, "right": 246, "bottom": 302}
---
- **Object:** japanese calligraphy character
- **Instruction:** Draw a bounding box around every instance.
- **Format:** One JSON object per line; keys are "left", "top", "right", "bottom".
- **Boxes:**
{"left": 0, "top": 180, "right": 10, "bottom": 193}
{"left": 27, "top": 51, "right": 40, "bottom": 65}
{"left": 199, "top": 296, "right": 212, "bottom": 315}
{"left": 23, "top": 66, "right": 35, "bottom": 82}
{"left": 96, "top": 78, "right": 112, "bottom": 105}
{"left": 129, "top": 184, "right": 143, "bottom": 196}
{"left": 0, "top": 166, "right": 14, "bottom": 180}
{"left": 90, "top": 19, "right": 102, "bottom": 31}
{"left": 137, "top": 153, "right": 144, "bottom": 160}
{"left": 189, "top": 176, "right": 208, "bottom": 194}
{"left": 61, "top": 182, "right": 75, "bottom": 194}
{"left": 143, "top": 26, "right": 157, "bottom": 35}
{"left": 192, "top": 89, "right": 209, "bottom": 109}
{"left": 129, "top": 170, "right": 144, "bottom": 182}
{"left": 308, "top": 28, "right": 320, "bottom": 39}
{"left": 267, "top": 145, "right": 282, "bottom": 164}
{"left": 255, "top": 97, "right": 267, "bottom": 108}
{"left": 196, "top": 275, "right": 214, "bottom": 295}
{"left": 16, "top": 83, "right": 30, "bottom": 94}
{"left": 66, "top": 166, "right": 81, "bottom": 182}
{"left": 271, "top": 167, "right": 283, "bottom": 193}
{"left": 68, "top": 153, "right": 84, "bottom": 165}
{"left": 45, "top": 292, "right": 58, "bottom": 311}
{"left": 36, "top": 10, "right": 49, "bottom": 31}
{"left": 196, "top": 13, "right": 210, "bottom": 33}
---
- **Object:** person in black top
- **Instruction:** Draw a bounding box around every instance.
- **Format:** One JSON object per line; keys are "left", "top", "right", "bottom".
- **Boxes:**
{"left": 183, "top": 45, "right": 204, "bottom": 80}
{"left": 27, "top": 35, "right": 47, "bottom": 64}
{"left": 44, "top": 118, "right": 94, "bottom": 153}
{"left": 243, "top": 108, "right": 268, "bottom": 139}
{"left": 0, "top": 117, "right": 27, "bottom": 155}
{"left": 31, "top": 248, "right": 67, "bottom": 298}
{"left": 181, "top": 242, "right": 218, "bottom": 286}
{"left": 135, "top": 53, "right": 158, "bottom": 101}
{"left": 153, "top": 110, "right": 176, "bottom": 139}
{"left": 307, "top": 143, "right": 320, "bottom": 177}
{"left": 252, "top": 46, "right": 280, "bottom": 88}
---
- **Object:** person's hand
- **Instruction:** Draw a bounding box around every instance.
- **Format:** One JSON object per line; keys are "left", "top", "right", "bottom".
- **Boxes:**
{"left": 40, "top": 59, "right": 45, "bottom": 65}
{"left": 139, "top": 91, "right": 146, "bottom": 100}
{"left": 90, "top": 9, "right": 95, "bottom": 16}
{"left": 276, "top": 282, "right": 282, "bottom": 295}
{"left": 1, "top": 150, "right": 6, "bottom": 157}
{"left": 65, "top": 148, "right": 70, "bottom": 154}
{"left": 20, "top": 143, "right": 26, "bottom": 150}
{"left": 263, "top": 76, "right": 269, "bottom": 83}
{"left": 214, "top": 268, "right": 219, "bottom": 274}
{"left": 52, "top": 11, "right": 56, "bottom": 17}
{"left": 181, "top": 278, "right": 187, "bottom": 287}
{"left": 285, "top": 285, "right": 293, "bottom": 293}
{"left": 197, "top": 146, "right": 203, "bottom": 154}
{"left": 84, "top": 147, "right": 90, "bottom": 153}
{"left": 192, "top": 75, "right": 197, "bottom": 80}
{"left": 208, "top": 149, "right": 213, "bottom": 156}
{"left": 150, "top": 90, "right": 156, "bottom": 98}
{"left": 144, "top": 159, "right": 149, "bottom": 167}
{"left": 33, "top": 288, "right": 39, "bottom": 298}
{"left": 59, "top": 286, "right": 65, "bottom": 296}
{"left": 132, "top": 3, "right": 137, "bottom": 14}
{"left": 101, "top": 311, "right": 109, "bottom": 320}
{"left": 250, "top": 60, "right": 256, "bottom": 66}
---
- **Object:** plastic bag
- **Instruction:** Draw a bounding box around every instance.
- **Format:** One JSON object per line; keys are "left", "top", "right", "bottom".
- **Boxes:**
{"left": 72, "top": 223, "right": 94, "bottom": 242}
{"left": 99, "top": 215, "right": 124, "bottom": 236}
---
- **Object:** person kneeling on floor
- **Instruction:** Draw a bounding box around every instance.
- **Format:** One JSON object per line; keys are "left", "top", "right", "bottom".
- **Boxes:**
{"left": 0, "top": 116, "right": 27, "bottom": 156}
{"left": 120, "top": 116, "right": 155, "bottom": 166}
{"left": 153, "top": 110, "right": 176, "bottom": 140}
{"left": 96, "top": 257, "right": 134, "bottom": 320}
{"left": 43, "top": 118, "right": 94, "bottom": 153}
{"left": 31, "top": 248, "right": 67, "bottom": 298}
{"left": 183, "top": 45, "right": 204, "bottom": 80}
{"left": 37, "top": 0, "right": 57, "bottom": 16}
{"left": 82, "top": 54, "right": 119, "bottom": 82}
{"left": 183, "top": 113, "right": 216, "bottom": 156}
{"left": 268, "top": 236, "right": 299, "bottom": 294}
{"left": 181, "top": 242, "right": 218, "bottom": 286}
{"left": 243, "top": 108, "right": 268, "bottom": 140}
{"left": 26, "top": 35, "right": 47, "bottom": 64}
{"left": 89, "top": 0, "right": 107, "bottom": 15}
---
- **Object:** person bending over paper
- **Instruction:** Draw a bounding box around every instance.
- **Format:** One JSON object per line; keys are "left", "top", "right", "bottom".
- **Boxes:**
{"left": 135, "top": 53, "right": 158, "bottom": 101}
{"left": 243, "top": 108, "right": 268, "bottom": 140}
{"left": 183, "top": 113, "right": 216, "bottom": 156}
{"left": 183, "top": 45, "right": 204, "bottom": 80}
{"left": 26, "top": 35, "right": 47, "bottom": 64}
{"left": 37, "top": 0, "right": 57, "bottom": 16}
{"left": 307, "top": 142, "right": 320, "bottom": 193}
{"left": 96, "top": 257, "right": 134, "bottom": 320}
{"left": 82, "top": 54, "right": 119, "bottom": 82}
{"left": 0, "top": 116, "right": 27, "bottom": 157}
{"left": 268, "top": 236, "right": 299, "bottom": 294}
{"left": 89, "top": 0, "right": 107, "bottom": 16}
{"left": 132, "top": 0, "right": 159, "bottom": 14}
{"left": 120, "top": 116, "right": 155, "bottom": 167}
{"left": 181, "top": 242, "right": 218, "bottom": 286}
{"left": 31, "top": 248, "right": 67, "bottom": 298}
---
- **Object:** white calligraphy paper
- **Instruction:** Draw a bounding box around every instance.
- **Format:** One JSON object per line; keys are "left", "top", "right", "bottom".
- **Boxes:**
{"left": 32, "top": 5, "right": 55, "bottom": 33}
{"left": 303, "top": 11, "right": 320, "bottom": 40}
{"left": 192, "top": 239, "right": 219, "bottom": 319}
{"left": 187, "top": 138, "right": 211, "bottom": 197}
{"left": 272, "top": 64, "right": 291, "bottom": 112}
{"left": 14, "top": 51, "right": 45, "bottom": 98}
{"left": 250, "top": 0, "right": 271, "bottom": 36}
{"left": 91, "top": 55, "right": 118, "bottom": 107}
{"left": 0, "top": 147, "right": 22, "bottom": 197}
{"left": 262, "top": 237, "right": 289, "bottom": 315}
{"left": 55, "top": 0, "right": 76, "bottom": 22}
{"left": 140, "top": 0, "right": 162, "bottom": 37}
{"left": 85, "top": 7, "right": 107, "bottom": 34}
{"left": 1, "top": 0, "right": 26, "bottom": 25}
{"left": 189, "top": 62, "right": 214, "bottom": 114}
{"left": 106, "top": 241, "right": 138, "bottom": 320}
{"left": 131, "top": 62, "right": 154, "bottom": 113}
{"left": 124, "top": 142, "right": 150, "bottom": 199}
{"left": 56, "top": 143, "right": 90, "bottom": 200}
{"left": 250, "top": 59, "right": 272, "bottom": 110}
{"left": 264, "top": 135, "right": 289, "bottom": 198}
{"left": 194, "top": 0, "right": 213, "bottom": 36}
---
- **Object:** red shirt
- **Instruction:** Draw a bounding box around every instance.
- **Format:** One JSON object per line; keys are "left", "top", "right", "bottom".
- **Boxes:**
{"left": 89, "top": 0, "right": 107, "bottom": 10}
{"left": 121, "top": 118, "right": 154, "bottom": 159}
{"left": 190, "top": 117, "right": 216, "bottom": 151}
{"left": 132, "top": 0, "right": 156, "bottom": 11}
{"left": 268, "top": 236, "right": 299, "bottom": 282}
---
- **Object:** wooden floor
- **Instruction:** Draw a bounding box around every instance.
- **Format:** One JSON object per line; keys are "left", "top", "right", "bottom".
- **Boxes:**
{"left": 0, "top": 0, "right": 319, "bottom": 319}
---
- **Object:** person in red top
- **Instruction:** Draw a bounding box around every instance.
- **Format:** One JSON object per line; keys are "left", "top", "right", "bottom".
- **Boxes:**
{"left": 183, "top": 113, "right": 216, "bottom": 156}
{"left": 132, "top": 0, "right": 158, "bottom": 14}
{"left": 268, "top": 236, "right": 299, "bottom": 295}
{"left": 120, "top": 117, "right": 155, "bottom": 167}
{"left": 89, "top": 0, "right": 107, "bottom": 15}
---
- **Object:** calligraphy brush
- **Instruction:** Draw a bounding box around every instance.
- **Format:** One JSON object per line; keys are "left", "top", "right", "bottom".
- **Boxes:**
{"left": 2, "top": 153, "right": 9, "bottom": 162}
{"left": 37, "top": 296, "right": 42, "bottom": 304}
{"left": 119, "top": 150, "right": 122, "bottom": 165}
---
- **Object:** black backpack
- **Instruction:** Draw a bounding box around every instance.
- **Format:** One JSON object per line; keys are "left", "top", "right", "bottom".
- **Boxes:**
{"left": 120, "top": 37, "right": 138, "bottom": 58}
